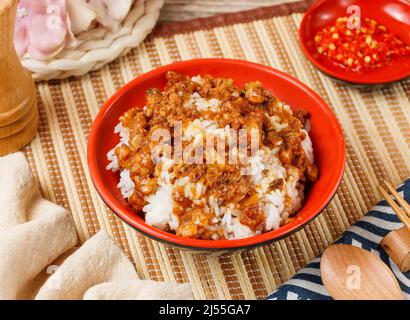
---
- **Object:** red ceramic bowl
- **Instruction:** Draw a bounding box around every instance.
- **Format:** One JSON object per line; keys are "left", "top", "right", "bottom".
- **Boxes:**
{"left": 299, "top": 0, "right": 410, "bottom": 84}
{"left": 88, "top": 59, "right": 346, "bottom": 252}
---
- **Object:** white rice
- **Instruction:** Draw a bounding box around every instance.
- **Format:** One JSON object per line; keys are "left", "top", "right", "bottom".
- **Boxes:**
{"left": 117, "top": 169, "right": 135, "bottom": 199}
{"left": 174, "top": 176, "right": 206, "bottom": 202}
{"left": 231, "top": 220, "right": 254, "bottom": 239}
{"left": 106, "top": 124, "right": 130, "bottom": 173}
{"left": 107, "top": 124, "right": 134, "bottom": 198}
{"left": 143, "top": 184, "right": 176, "bottom": 230}
{"left": 269, "top": 115, "right": 289, "bottom": 132}
{"left": 157, "top": 156, "right": 175, "bottom": 185}
{"left": 245, "top": 147, "right": 296, "bottom": 233}
{"left": 263, "top": 190, "right": 285, "bottom": 231}
{"left": 106, "top": 147, "right": 119, "bottom": 172}
{"left": 184, "top": 92, "right": 220, "bottom": 113}
{"left": 301, "top": 129, "right": 314, "bottom": 164}
{"left": 183, "top": 118, "right": 219, "bottom": 141}
{"left": 191, "top": 75, "right": 204, "bottom": 85}
{"left": 115, "top": 122, "right": 130, "bottom": 146}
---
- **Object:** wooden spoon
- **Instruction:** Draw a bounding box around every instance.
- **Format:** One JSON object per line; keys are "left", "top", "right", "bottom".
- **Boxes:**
{"left": 320, "top": 244, "right": 403, "bottom": 300}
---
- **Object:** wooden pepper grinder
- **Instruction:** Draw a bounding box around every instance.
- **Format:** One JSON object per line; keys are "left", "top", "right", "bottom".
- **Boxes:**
{"left": 0, "top": 0, "right": 38, "bottom": 156}
{"left": 381, "top": 227, "right": 410, "bottom": 273}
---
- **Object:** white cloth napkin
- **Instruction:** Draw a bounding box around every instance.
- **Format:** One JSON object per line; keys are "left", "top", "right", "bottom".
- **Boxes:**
{"left": 0, "top": 152, "right": 193, "bottom": 300}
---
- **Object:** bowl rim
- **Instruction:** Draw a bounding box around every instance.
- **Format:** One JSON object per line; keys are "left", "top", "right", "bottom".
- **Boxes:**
{"left": 87, "top": 58, "right": 346, "bottom": 250}
{"left": 298, "top": 0, "right": 410, "bottom": 85}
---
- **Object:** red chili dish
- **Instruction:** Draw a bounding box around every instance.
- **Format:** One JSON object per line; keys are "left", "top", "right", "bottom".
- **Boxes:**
{"left": 299, "top": 0, "right": 410, "bottom": 84}
{"left": 87, "top": 59, "right": 346, "bottom": 252}
{"left": 314, "top": 16, "right": 410, "bottom": 72}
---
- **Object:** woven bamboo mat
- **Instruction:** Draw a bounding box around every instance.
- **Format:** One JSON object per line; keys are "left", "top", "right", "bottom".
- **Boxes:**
{"left": 23, "top": 0, "right": 410, "bottom": 300}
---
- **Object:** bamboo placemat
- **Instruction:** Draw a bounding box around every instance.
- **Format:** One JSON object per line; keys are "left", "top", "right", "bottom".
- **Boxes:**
{"left": 23, "top": 0, "right": 410, "bottom": 300}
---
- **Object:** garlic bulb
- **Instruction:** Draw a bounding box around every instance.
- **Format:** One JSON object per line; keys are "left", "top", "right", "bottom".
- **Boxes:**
{"left": 14, "top": 0, "right": 135, "bottom": 60}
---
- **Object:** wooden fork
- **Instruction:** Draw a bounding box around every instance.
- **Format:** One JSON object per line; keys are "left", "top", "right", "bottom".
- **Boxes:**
{"left": 377, "top": 180, "right": 410, "bottom": 231}
{"left": 378, "top": 180, "right": 410, "bottom": 273}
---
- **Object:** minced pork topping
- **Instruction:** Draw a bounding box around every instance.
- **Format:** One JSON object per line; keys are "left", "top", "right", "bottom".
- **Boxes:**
{"left": 107, "top": 71, "right": 318, "bottom": 240}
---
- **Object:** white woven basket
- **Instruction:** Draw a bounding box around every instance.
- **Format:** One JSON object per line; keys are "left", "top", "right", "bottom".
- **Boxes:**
{"left": 22, "top": 0, "right": 163, "bottom": 81}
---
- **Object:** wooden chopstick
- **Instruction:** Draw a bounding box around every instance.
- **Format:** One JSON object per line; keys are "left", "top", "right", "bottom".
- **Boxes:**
{"left": 383, "top": 180, "right": 410, "bottom": 219}
{"left": 378, "top": 184, "right": 410, "bottom": 231}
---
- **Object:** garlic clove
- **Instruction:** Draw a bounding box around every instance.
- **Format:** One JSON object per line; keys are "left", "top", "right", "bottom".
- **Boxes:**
{"left": 14, "top": 0, "right": 77, "bottom": 60}
{"left": 14, "top": 22, "right": 29, "bottom": 58}
{"left": 88, "top": 0, "right": 132, "bottom": 30}
{"left": 66, "top": 0, "right": 97, "bottom": 34}
{"left": 26, "top": 13, "right": 68, "bottom": 60}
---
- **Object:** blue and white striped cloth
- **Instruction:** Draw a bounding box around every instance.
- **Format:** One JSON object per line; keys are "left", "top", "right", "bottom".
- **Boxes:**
{"left": 267, "top": 179, "right": 410, "bottom": 300}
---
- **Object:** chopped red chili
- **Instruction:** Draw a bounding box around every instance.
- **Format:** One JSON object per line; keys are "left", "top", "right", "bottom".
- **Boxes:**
{"left": 314, "top": 16, "right": 410, "bottom": 71}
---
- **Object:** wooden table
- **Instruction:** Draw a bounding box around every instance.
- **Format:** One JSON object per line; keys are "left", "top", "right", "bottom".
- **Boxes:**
{"left": 160, "top": 0, "right": 296, "bottom": 21}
